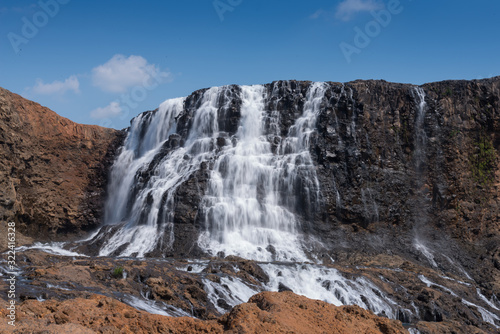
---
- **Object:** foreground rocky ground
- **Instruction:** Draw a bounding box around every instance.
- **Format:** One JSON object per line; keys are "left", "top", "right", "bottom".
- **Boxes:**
{"left": 0, "top": 249, "right": 498, "bottom": 333}
{"left": 0, "top": 289, "right": 407, "bottom": 334}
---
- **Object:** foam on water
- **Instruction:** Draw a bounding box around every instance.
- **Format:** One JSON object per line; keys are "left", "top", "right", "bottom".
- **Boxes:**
{"left": 0, "top": 262, "right": 10, "bottom": 277}
{"left": 16, "top": 242, "right": 87, "bottom": 257}
{"left": 443, "top": 254, "right": 474, "bottom": 281}
{"left": 418, "top": 274, "right": 458, "bottom": 297}
{"left": 462, "top": 299, "right": 500, "bottom": 328}
{"left": 414, "top": 240, "right": 437, "bottom": 268}
{"left": 176, "top": 261, "right": 208, "bottom": 274}
{"left": 419, "top": 275, "right": 500, "bottom": 327}
{"left": 260, "top": 263, "right": 397, "bottom": 318}
{"left": 203, "top": 276, "right": 260, "bottom": 314}
{"left": 77, "top": 227, "right": 104, "bottom": 243}
{"left": 477, "top": 288, "right": 500, "bottom": 311}
{"left": 46, "top": 283, "right": 71, "bottom": 291}
{"left": 438, "top": 275, "right": 471, "bottom": 286}
{"left": 124, "top": 294, "right": 192, "bottom": 317}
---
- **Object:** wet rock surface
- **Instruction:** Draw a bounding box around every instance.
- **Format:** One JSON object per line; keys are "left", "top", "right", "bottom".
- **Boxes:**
{"left": 1, "top": 248, "right": 498, "bottom": 332}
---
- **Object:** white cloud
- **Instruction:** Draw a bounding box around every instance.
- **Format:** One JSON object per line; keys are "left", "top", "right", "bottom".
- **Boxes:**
{"left": 92, "top": 54, "right": 168, "bottom": 93}
{"left": 335, "top": 0, "right": 383, "bottom": 21}
{"left": 309, "top": 9, "right": 326, "bottom": 19}
{"left": 31, "top": 75, "right": 80, "bottom": 95}
{"left": 90, "top": 101, "right": 122, "bottom": 119}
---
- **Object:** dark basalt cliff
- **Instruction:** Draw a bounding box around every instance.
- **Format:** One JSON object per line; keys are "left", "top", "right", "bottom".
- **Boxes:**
{"left": 316, "top": 78, "right": 500, "bottom": 239}
{"left": 0, "top": 87, "right": 124, "bottom": 244}
{"left": 120, "top": 79, "right": 500, "bottom": 279}
{"left": 311, "top": 78, "right": 500, "bottom": 292}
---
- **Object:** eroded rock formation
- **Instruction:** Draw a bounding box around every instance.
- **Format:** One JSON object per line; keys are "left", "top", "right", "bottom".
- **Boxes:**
{"left": 0, "top": 87, "right": 124, "bottom": 242}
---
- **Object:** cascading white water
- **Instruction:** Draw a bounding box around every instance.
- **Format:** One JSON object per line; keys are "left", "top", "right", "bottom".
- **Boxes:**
{"left": 100, "top": 83, "right": 325, "bottom": 259}
{"left": 97, "top": 91, "right": 182, "bottom": 256}
{"left": 410, "top": 87, "right": 436, "bottom": 264}
{"left": 419, "top": 275, "right": 500, "bottom": 328}
{"left": 198, "top": 83, "right": 326, "bottom": 261}
{"left": 99, "top": 97, "right": 186, "bottom": 256}
{"left": 413, "top": 87, "right": 427, "bottom": 172}
{"left": 104, "top": 97, "right": 185, "bottom": 225}
{"left": 99, "top": 89, "right": 235, "bottom": 257}
{"left": 260, "top": 263, "right": 397, "bottom": 317}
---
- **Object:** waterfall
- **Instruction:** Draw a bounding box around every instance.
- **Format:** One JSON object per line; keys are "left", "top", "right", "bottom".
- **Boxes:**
{"left": 99, "top": 82, "right": 326, "bottom": 259}
{"left": 99, "top": 87, "right": 238, "bottom": 257}
{"left": 410, "top": 87, "right": 437, "bottom": 265}
{"left": 413, "top": 87, "right": 427, "bottom": 173}
{"left": 93, "top": 81, "right": 408, "bottom": 323}
{"left": 199, "top": 83, "right": 326, "bottom": 261}
{"left": 99, "top": 97, "right": 187, "bottom": 257}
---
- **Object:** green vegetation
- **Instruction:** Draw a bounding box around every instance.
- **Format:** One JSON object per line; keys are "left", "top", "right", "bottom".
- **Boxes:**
{"left": 111, "top": 266, "right": 124, "bottom": 279}
{"left": 444, "top": 87, "right": 453, "bottom": 97}
{"left": 470, "top": 135, "right": 496, "bottom": 186}
{"left": 449, "top": 129, "right": 461, "bottom": 138}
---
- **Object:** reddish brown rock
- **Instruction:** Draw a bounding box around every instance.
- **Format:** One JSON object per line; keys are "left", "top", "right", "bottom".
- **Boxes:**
{"left": 221, "top": 291, "right": 407, "bottom": 334}
{"left": 0, "top": 292, "right": 407, "bottom": 334}
{"left": 0, "top": 87, "right": 124, "bottom": 243}
{"left": 0, "top": 294, "right": 221, "bottom": 334}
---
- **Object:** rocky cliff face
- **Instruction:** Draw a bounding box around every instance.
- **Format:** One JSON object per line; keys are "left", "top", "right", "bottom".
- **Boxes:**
{"left": 313, "top": 78, "right": 500, "bottom": 301}
{"left": 7, "top": 79, "right": 498, "bottom": 261}
{"left": 313, "top": 78, "right": 500, "bottom": 319}
{"left": 0, "top": 88, "right": 124, "bottom": 243}
{"left": 79, "top": 78, "right": 499, "bottom": 331}
{"left": 316, "top": 78, "right": 500, "bottom": 239}
{"left": 97, "top": 79, "right": 500, "bottom": 266}
{"left": 2, "top": 78, "right": 500, "bottom": 333}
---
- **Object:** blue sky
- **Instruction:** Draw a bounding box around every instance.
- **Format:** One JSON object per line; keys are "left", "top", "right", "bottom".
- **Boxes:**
{"left": 1, "top": 0, "right": 499, "bottom": 129}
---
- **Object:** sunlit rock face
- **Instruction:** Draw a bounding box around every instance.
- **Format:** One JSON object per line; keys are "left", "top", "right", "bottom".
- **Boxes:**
{"left": 0, "top": 87, "right": 124, "bottom": 240}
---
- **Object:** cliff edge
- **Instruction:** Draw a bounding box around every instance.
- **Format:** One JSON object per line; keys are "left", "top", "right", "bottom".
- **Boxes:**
{"left": 0, "top": 87, "right": 124, "bottom": 244}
